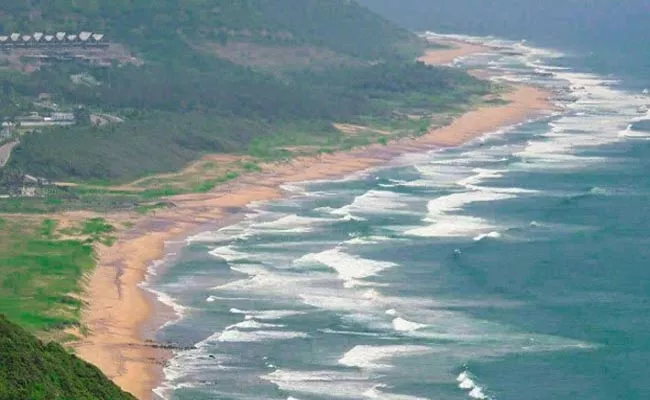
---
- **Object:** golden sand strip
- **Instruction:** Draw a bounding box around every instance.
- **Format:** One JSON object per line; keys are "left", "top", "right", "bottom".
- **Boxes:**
{"left": 75, "top": 41, "right": 553, "bottom": 400}
{"left": 418, "top": 40, "right": 489, "bottom": 65}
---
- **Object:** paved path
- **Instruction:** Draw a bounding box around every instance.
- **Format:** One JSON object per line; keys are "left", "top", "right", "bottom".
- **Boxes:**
{"left": 0, "top": 140, "right": 18, "bottom": 167}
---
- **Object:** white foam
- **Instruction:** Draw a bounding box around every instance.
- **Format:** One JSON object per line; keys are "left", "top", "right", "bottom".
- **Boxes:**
{"left": 263, "top": 369, "right": 371, "bottom": 399}
{"left": 254, "top": 214, "right": 332, "bottom": 232}
{"left": 265, "top": 369, "right": 364, "bottom": 382}
{"left": 406, "top": 185, "right": 515, "bottom": 238}
{"left": 473, "top": 231, "right": 502, "bottom": 241}
{"left": 214, "top": 269, "right": 310, "bottom": 293}
{"left": 140, "top": 285, "right": 186, "bottom": 329}
{"left": 456, "top": 168, "right": 504, "bottom": 186}
{"left": 209, "top": 245, "right": 247, "bottom": 262}
{"left": 331, "top": 190, "right": 412, "bottom": 217}
{"left": 299, "top": 293, "right": 384, "bottom": 316}
{"left": 361, "top": 288, "right": 383, "bottom": 300}
{"left": 295, "top": 248, "right": 396, "bottom": 288}
{"left": 226, "top": 263, "right": 269, "bottom": 276}
{"left": 407, "top": 215, "right": 498, "bottom": 238}
{"left": 216, "top": 329, "right": 309, "bottom": 343}
{"left": 457, "top": 370, "right": 490, "bottom": 399}
{"left": 206, "top": 295, "right": 251, "bottom": 302}
{"left": 386, "top": 309, "right": 397, "bottom": 316}
{"left": 363, "top": 384, "right": 430, "bottom": 400}
{"left": 468, "top": 387, "right": 489, "bottom": 399}
{"left": 392, "top": 317, "right": 428, "bottom": 332}
{"left": 456, "top": 168, "right": 538, "bottom": 195}
{"left": 345, "top": 235, "right": 392, "bottom": 245}
{"left": 229, "top": 308, "right": 306, "bottom": 320}
{"left": 339, "top": 345, "right": 432, "bottom": 370}
{"left": 619, "top": 124, "right": 650, "bottom": 139}
{"left": 224, "top": 318, "right": 284, "bottom": 330}
{"left": 425, "top": 191, "right": 514, "bottom": 220}
{"left": 319, "top": 328, "right": 384, "bottom": 337}
{"left": 459, "top": 377, "right": 476, "bottom": 390}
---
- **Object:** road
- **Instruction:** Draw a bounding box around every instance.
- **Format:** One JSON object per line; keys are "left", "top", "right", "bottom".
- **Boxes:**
{"left": 0, "top": 140, "right": 18, "bottom": 167}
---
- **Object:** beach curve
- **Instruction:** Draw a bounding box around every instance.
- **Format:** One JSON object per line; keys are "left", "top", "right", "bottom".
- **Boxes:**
{"left": 74, "top": 39, "right": 554, "bottom": 399}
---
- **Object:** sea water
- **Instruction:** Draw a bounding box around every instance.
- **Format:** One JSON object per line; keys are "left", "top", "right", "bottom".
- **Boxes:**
{"left": 149, "top": 33, "right": 650, "bottom": 400}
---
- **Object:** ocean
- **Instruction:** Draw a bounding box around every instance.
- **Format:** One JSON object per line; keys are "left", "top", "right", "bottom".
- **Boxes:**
{"left": 147, "top": 32, "right": 650, "bottom": 400}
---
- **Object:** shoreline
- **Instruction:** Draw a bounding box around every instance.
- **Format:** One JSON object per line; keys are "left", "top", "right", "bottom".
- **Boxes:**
{"left": 75, "top": 40, "right": 555, "bottom": 399}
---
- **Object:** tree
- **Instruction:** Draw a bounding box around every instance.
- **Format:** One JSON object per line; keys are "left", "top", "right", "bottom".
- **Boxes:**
{"left": 74, "top": 106, "right": 91, "bottom": 126}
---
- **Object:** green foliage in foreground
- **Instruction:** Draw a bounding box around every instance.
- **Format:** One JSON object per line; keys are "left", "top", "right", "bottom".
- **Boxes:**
{"left": 0, "top": 314, "right": 136, "bottom": 400}
{"left": 0, "top": 218, "right": 112, "bottom": 332}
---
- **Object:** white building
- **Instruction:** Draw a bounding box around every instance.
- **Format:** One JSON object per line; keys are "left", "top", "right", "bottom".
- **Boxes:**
{"left": 79, "top": 31, "right": 92, "bottom": 42}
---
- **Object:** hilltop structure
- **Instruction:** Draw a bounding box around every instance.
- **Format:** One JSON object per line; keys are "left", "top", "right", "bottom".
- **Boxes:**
{"left": 0, "top": 31, "right": 107, "bottom": 48}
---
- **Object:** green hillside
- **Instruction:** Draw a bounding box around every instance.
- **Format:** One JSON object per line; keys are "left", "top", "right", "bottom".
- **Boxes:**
{"left": 0, "top": 314, "right": 135, "bottom": 400}
{"left": 0, "top": 0, "right": 419, "bottom": 61}
{"left": 0, "top": 0, "right": 490, "bottom": 186}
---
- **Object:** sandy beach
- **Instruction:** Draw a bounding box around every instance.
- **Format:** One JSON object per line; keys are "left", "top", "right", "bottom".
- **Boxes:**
{"left": 418, "top": 40, "right": 489, "bottom": 65}
{"left": 74, "top": 40, "right": 554, "bottom": 399}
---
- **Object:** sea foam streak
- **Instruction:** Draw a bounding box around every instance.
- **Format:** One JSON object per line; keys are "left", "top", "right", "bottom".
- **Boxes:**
{"left": 331, "top": 189, "right": 413, "bottom": 218}
{"left": 339, "top": 345, "right": 432, "bottom": 370}
{"left": 457, "top": 370, "right": 491, "bottom": 399}
{"left": 295, "top": 248, "right": 396, "bottom": 288}
{"left": 363, "top": 384, "right": 430, "bottom": 400}
{"left": 216, "top": 330, "right": 309, "bottom": 343}
{"left": 392, "top": 317, "right": 428, "bottom": 332}
{"left": 406, "top": 166, "right": 520, "bottom": 237}
{"left": 262, "top": 369, "right": 372, "bottom": 399}
{"left": 473, "top": 231, "right": 502, "bottom": 241}
{"left": 229, "top": 308, "right": 307, "bottom": 320}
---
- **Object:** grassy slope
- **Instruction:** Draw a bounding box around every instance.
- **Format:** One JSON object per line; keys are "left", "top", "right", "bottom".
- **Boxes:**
{"left": 0, "top": 216, "right": 116, "bottom": 334}
{"left": 0, "top": 314, "right": 136, "bottom": 400}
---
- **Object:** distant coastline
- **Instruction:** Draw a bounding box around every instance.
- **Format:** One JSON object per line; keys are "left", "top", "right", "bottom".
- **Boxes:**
{"left": 74, "top": 39, "right": 554, "bottom": 400}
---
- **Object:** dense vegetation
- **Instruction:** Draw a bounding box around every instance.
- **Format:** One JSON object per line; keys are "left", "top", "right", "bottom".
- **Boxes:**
{"left": 0, "top": 1, "right": 496, "bottom": 183}
{"left": 5, "top": 61, "right": 489, "bottom": 181}
{"left": 0, "top": 0, "right": 419, "bottom": 60}
{"left": 0, "top": 314, "right": 135, "bottom": 400}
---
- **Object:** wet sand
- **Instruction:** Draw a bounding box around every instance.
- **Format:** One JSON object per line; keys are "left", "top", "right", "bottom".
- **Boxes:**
{"left": 75, "top": 41, "right": 554, "bottom": 399}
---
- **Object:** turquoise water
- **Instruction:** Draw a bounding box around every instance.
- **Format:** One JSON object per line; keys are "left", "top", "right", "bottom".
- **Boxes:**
{"left": 149, "top": 34, "right": 650, "bottom": 399}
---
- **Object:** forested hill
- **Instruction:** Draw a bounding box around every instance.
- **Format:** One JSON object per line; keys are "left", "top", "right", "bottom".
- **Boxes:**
{"left": 0, "top": 315, "right": 136, "bottom": 400}
{"left": 0, "top": 1, "right": 489, "bottom": 184}
{"left": 0, "top": 0, "right": 418, "bottom": 61}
